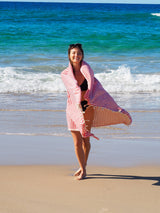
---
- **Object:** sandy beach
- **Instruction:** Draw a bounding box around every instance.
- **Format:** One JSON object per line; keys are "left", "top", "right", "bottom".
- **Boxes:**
{"left": 0, "top": 164, "right": 160, "bottom": 213}
{"left": 0, "top": 135, "right": 160, "bottom": 213}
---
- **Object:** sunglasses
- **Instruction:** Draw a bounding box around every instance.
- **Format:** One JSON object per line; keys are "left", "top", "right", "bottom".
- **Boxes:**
{"left": 69, "top": 43, "right": 82, "bottom": 48}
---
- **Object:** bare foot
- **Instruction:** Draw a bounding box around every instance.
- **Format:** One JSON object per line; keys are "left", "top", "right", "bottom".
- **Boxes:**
{"left": 76, "top": 169, "right": 86, "bottom": 180}
{"left": 74, "top": 168, "right": 81, "bottom": 176}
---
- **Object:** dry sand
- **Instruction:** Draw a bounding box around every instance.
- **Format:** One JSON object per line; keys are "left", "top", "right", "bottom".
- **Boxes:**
{"left": 0, "top": 165, "right": 160, "bottom": 213}
{"left": 0, "top": 134, "right": 160, "bottom": 213}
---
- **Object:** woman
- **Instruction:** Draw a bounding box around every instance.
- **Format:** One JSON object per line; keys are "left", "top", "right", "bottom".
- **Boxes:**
{"left": 61, "top": 43, "right": 132, "bottom": 180}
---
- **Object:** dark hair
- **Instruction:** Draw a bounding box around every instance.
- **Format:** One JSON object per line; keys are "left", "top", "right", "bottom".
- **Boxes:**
{"left": 68, "top": 43, "right": 84, "bottom": 62}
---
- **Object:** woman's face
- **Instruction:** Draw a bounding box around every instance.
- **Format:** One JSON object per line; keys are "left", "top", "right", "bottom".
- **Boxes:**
{"left": 69, "top": 47, "right": 83, "bottom": 65}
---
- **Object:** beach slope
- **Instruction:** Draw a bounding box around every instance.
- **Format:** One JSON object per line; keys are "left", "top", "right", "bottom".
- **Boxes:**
{"left": 0, "top": 165, "right": 160, "bottom": 213}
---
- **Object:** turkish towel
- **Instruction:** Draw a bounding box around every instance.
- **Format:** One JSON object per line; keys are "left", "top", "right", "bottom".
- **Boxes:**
{"left": 61, "top": 61, "right": 132, "bottom": 140}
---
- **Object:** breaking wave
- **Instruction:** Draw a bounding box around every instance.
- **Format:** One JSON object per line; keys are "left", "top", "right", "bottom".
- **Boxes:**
{"left": 0, "top": 65, "right": 160, "bottom": 94}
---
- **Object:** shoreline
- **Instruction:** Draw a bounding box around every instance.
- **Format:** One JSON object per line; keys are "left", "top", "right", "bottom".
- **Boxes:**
{"left": 0, "top": 134, "right": 160, "bottom": 167}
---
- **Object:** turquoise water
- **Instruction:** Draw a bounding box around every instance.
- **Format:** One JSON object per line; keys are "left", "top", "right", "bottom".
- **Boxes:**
{"left": 0, "top": 2, "right": 160, "bottom": 94}
{"left": 1, "top": 2, "right": 160, "bottom": 56}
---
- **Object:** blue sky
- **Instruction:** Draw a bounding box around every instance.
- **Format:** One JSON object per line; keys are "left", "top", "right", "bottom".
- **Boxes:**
{"left": 2, "top": 0, "right": 160, "bottom": 4}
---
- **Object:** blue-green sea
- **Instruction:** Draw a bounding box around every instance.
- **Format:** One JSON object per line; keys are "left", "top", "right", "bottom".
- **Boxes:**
{"left": 1, "top": 2, "right": 160, "bottom": 93}
{"left": 0, "top": 2, "right": 160, "bottom": 137}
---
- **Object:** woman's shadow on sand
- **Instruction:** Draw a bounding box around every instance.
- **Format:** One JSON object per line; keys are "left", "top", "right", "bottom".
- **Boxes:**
{"left": 86, "top": 173, "right": 160, "bottom": 186}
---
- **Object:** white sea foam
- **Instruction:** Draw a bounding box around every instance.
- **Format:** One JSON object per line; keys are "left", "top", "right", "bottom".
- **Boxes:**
{"left": 151, "top": 13, "right": 160, "bottom": 17}
{"left": 0, "top": 66, "right": 160, "bottom": 94}
{"left": 0, "top": 67, "right": 65, "bottom": 93}
{"left": 95, "top": 65, "right": 160, "bottom": 93}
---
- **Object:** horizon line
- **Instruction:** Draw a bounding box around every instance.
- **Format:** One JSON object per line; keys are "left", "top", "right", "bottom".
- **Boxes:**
{"left": 1, "top": 1, "right": 160, "bottom": 4}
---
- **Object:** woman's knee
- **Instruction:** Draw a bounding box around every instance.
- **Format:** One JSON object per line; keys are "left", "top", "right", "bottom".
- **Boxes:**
{"left": 83, "top": 138, "right": 91, "bottom": 150}
{"left": 71, "top": 131, "right": 83, "bottom": 148}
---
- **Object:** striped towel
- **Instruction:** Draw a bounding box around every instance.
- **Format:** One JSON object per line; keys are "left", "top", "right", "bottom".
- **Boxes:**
{"left": 61, "top": 61, "right": 132, "bottom": 140}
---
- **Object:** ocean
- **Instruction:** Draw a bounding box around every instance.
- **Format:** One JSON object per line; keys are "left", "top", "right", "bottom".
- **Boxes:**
{"left": 0, "top": 2, "right": 160, "bottom": 139}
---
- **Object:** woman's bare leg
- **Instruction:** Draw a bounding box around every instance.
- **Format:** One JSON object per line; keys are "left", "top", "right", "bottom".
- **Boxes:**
{"left": 71, "top": 131, "right": 86, "bottom": 180}
{"left": 82, "top": 137, "right": 91, "bottom": 165}
{"left": 73, "top": 106, "right": 94, "bottom": 177}
{"left": 74, "top": 138, "right": 90, "bottom": 177}
{"left": 83, "top": 105, "right": 94, "bottom": 166}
